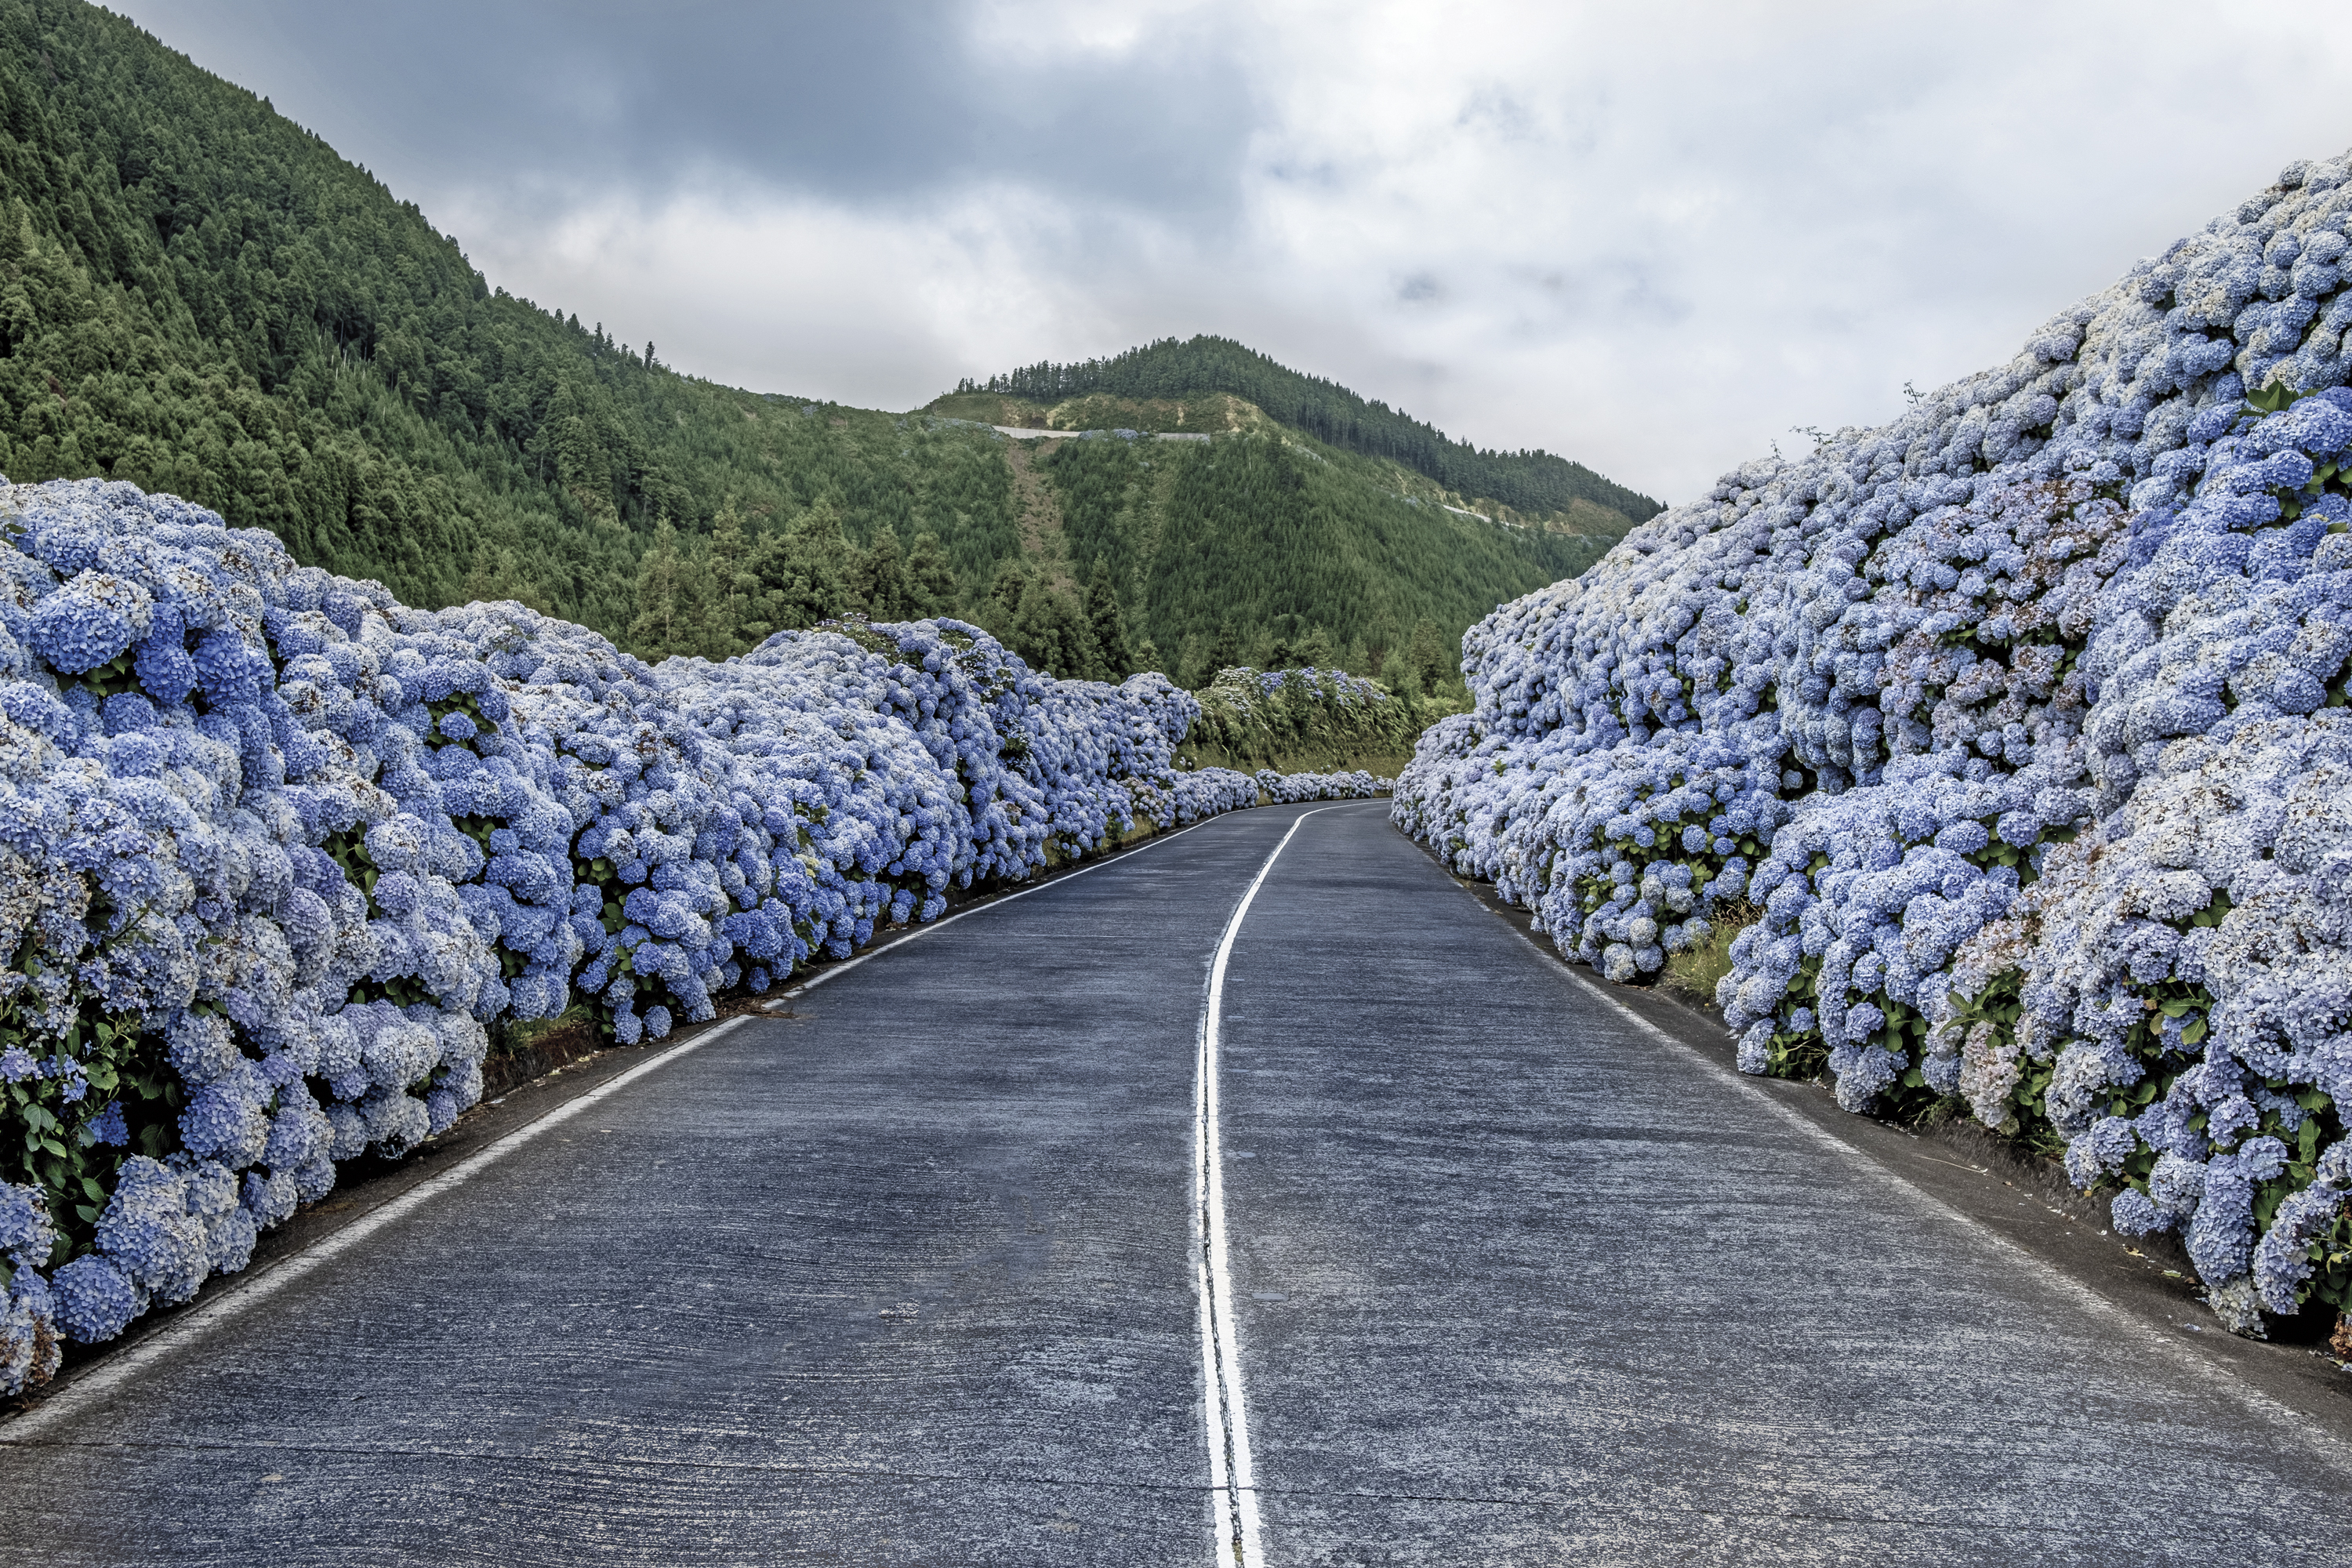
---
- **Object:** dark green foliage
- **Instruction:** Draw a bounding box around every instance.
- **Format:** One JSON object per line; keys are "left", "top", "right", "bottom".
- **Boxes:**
{"left": 963, "top": 336, "right": 1663, "bottom": 523}
{"left": 627, "top": 497, "right": 873, "bottom": 662}
{"left": 1184, "top": 666, "right": 1437, "bottom": 774}
{"left": 1040, "top": 431, "right": 1601, "bottom": 686}
{"left": 1193, "top": 621, "right": 1243, "bottom": 687}
{"left": 904, "top": 529, "right": 959, "bottom": 618}
{"left": 1004, "top": 576, "right": 1103, "bottom": 681}
{"left": 1083, "top": 556, "right": 1131, "bottom": 679}
{"left": 1406, "top": 618, "right": 1447, "bottom": 697}
{"left": 626, "top": 520, "right": 695, "bottom": 660}
{"left": 853, "top": 524, "right": 913, "bottom": 621}
{"left": 0, "top": 0, "right": 1022, "bottom": 643}
{"left": 987, "top": 558, "right": 1032, "bottom": 625}
{"left": 750, "top": 498, "right": 857, "bottom": 633}
{"left": 3, "top": 1001, "right": 176, "bottom": 1268}
{"left": 0, "top": 0, "right": 1637, "bottom": 678}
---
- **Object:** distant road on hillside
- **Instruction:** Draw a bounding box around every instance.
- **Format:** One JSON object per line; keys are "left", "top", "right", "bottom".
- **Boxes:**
{"left": 5, "top": 806, "right": 2351, "bottom": 1564}
{"left": 988, "top": 426, "right": 1519, "bottom": 526}
{"left": 993, "top": 424, "right": 1211, "bottom": 442}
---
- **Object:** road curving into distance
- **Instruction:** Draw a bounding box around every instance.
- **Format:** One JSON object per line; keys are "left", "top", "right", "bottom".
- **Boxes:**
{"left": 5, "top": 803, "right": 2352, "bottom": 1565}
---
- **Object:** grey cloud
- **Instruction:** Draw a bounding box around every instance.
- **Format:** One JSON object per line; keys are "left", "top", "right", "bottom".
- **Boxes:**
{"left": 1453, "top": 87, "right": 1538, "bottom": 142}
{"left": 118, "top": 1, "right": 1257, "bottom": 220}
{"left": 100, "top": 2, "right": 2352, "bottom": 505}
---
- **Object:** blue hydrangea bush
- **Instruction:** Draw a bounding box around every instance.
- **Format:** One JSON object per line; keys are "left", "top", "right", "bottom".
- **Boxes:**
{"left": 0, "top": 487, "right": 1384, "bottom": 1393}
{"left": 1392, "top": 152, "right": 2352, "bottom": 1336}
{"left": 1256, "top": 768, "right": 1389, "bottom": 804}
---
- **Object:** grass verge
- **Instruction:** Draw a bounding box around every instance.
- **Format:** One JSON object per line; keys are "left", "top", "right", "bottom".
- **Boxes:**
{"left": 1657, "top": 900, "right": 1759, "bottom": 1012}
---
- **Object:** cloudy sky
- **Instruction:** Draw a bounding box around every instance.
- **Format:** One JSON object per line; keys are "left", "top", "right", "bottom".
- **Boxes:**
{"left": 112, "top": 1, "right": 2352, "bottom": 504}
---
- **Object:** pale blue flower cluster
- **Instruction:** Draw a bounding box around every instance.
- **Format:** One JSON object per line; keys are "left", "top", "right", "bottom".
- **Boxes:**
{"left": 0, "top": 1176, "right": 55, "bottom": 1391}
{"left": 1221, "top": 666, "right": 1394, "bottom": 712}
{"left": 1394, "top": 151, "right": 2352, "bottom": 1330}
{"left": 1952, "top": 410, "right": 2352, "bottom": 1329}
{"left": 0, "top": 480, "right": 1377, "bottom": 1386}
{"left": 1254, "top": 768, "right": 1390, "bottom": 804}
{"left": 1124, "top": 764, "right": 1264, "bottom": 829}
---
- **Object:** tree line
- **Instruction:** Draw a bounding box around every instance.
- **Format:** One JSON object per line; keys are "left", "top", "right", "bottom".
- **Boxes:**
{"left": 960, "top": 335, "right": 1663, "bottom": 524}
{"left": 0, "top": 0, "right": 1605, "bottom": 695}
{"left": 1037, "top": 429, "right": 1598, "bottom": 691}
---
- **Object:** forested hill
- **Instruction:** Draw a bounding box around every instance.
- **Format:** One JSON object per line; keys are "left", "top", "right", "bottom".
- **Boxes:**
{"left": 951, "top": 336, "right": 1662, "bottom": 524}
{"left": 0, "top": 0, "right": 1646, "bottom": 687}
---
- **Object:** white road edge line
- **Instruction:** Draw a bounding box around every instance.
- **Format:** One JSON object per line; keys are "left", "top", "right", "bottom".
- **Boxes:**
{"left": 5, "top": 1015, "right": 755, "bottom": 1441}
{"left": 1465, "top": 884, "right": 2352, "bottom": 1478}
{"left": 9, "top": 800, "right": 1385, "bottom": 1440}
{"left": 1197, "top": 803, "right": 1352, "bottom": 1566}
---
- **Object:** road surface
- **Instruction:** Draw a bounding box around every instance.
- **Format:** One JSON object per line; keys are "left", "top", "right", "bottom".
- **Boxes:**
{"left": 5, "top": 801, "right": 2350, "bottom": 1564}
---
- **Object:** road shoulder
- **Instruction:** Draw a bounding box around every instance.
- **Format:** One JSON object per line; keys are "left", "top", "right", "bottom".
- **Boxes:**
{"left": 0, "top": 808, "right": 1254, "bottom": 1427}
{"left": 1400, "top": 823, "right": 2352, "bottom": 1443}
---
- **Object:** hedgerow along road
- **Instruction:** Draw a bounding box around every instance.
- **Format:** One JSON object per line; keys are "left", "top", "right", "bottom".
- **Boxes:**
{"left": 4, "top": 801, "right": 2351, "bottom": 1565}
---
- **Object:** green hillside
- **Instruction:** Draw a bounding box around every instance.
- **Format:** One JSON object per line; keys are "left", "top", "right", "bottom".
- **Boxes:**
{"left": 953, "top": 336, "right": 1663, "bottom": 524}
{"left": 0, "top": 0, "right": 1652, "bottom": 685}
{"left": 1007, "top": 422, "right": 1614, "bottom": 684}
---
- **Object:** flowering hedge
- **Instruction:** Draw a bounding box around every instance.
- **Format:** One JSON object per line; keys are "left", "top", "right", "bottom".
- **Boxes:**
{"left": 1255, "top": 767, "right": 1390, "bottom": 804}
{"left": 1393, "top": 151, "right": 2352, "bottom": 1336}
{"left": 1185, "top": 665, "right": 1425, "bottom": 768}
{"left": 0, "top": 486, "right": 1383, "bottom": 1396}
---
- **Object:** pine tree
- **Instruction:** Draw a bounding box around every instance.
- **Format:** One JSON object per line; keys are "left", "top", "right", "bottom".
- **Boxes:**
{"left": 987, "top": 558, "right": 1033, "bottom": 629}
{"left": 459, "top": 540, "right": 542, "bottom": 612}
{"left": 1174, "top": 631, "right": 1207, "bottom": 689}
{"left": 1200, "top": 619, "right": 1243, "bottom": 687}
{"left": 628, "top": 520, "right": 688, "bottom": 659}
{"left": 1406, "top": 617, "right": 1446, "bottom": 696}
{"left": 1008, "top": 579, "right": 1104, "bottom": 679}
{"left": 1298, "top": 624, "right": 1335, "bottom": 671}
{"left": 854, "top": 524, "right": 913, "bottom": 620}
{"left": 906, "top": 530, "right": 960, "bottom": 618}
{"left": 698, "top": 497, "right": 764, "bottom": 655}
{"left": 539, "top": 379, "right": 622, "bottom": 527}
{"left": 748, "top": 498, "right": 855, "bottom": 630}
{"left": 1083, "top": 556, "right": 1132, "bottom": 679}
{"left": 1001, "top": 576, "right": 1043, "bottom": 670}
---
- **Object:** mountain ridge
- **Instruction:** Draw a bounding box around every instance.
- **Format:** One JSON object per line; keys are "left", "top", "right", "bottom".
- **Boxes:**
{"left": 953, "top": 335, "right": 1662, "bottom": 524}
{"left": 0, "top": 0, "right": 1649, "bottom": 681}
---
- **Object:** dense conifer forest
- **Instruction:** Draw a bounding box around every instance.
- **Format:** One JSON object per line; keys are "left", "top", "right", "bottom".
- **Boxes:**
{"left": 1023, "top": 428, "right": 1606, "bottom": 685}
{"left": 0, "top": 0, "right": 1652, "bottom": 681}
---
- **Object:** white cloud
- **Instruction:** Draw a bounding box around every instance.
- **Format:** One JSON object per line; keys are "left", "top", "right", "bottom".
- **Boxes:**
{"left": 1202, "top": 0, "right": 2352, "bottom": 495}
{"left": 437, "top": 180, "right": 1152, "bottom": 408}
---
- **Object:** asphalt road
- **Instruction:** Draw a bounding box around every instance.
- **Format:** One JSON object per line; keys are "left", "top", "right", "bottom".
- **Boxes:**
{"left": 5, "top": 801, "right": 2352, "bottom": 1565}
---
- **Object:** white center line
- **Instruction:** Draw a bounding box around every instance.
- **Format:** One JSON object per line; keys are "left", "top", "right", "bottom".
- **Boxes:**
{"left": 1196, "top": 804, "right": 1348, "bottom": 1566}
